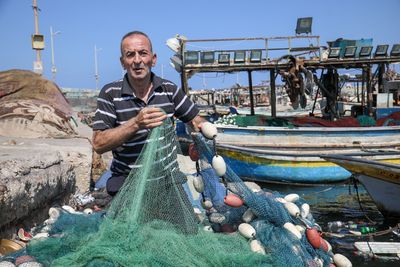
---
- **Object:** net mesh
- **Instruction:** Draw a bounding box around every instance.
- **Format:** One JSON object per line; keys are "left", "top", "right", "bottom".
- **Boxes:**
{"left": 22, "top": 120, "right": 274, "bottom": 266}
{"left": 192, "top": 134, "right": 332, "bottom": 267}
{"left": 2, "top": 119, "right": 333, "bottom": 266}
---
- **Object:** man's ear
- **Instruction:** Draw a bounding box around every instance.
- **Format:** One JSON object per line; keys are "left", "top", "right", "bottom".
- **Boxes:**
{"left": 152, "top": 53, "right": 157, "bottom": 67}
{"left": 120, "top": 57, "right": 126, "bottom": 69}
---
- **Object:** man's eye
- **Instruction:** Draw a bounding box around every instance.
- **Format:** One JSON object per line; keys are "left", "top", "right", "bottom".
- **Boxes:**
{"left": 126, "top": 52, "right": 135, "bottom": 58}
{"left": 139, "top": 51, "right": 148, "bottom": 56}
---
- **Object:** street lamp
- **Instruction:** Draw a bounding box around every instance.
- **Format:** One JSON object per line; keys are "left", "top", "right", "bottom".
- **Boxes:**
{"left": 94, "top": 44, "right": 102, "bottom": 90}
{"left": 50, "top": 26, "right": 60, "bottom": 82}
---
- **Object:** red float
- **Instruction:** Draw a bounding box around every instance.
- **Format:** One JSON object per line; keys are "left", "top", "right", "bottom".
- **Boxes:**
{"left": 220, "top": 223, "right": 236, "bottom": 233}
{"left": 320, "top": 238, "right": 329, "bottom": 252}
{"left": 224, "top": 194, "right": 244, "bottom": 207}
{"left": 188, "top": 143, "right": 200, "bottom": 161}
{"left": 306, "top": 228, "right": 322, "bottom": 249}
{"left": 15, "top": 255, "right": 35, "bottom": 266}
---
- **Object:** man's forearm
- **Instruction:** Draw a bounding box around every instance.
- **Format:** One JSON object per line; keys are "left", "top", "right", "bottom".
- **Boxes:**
{"left": 92, "top": 119, "right": 140, "bottom": 154}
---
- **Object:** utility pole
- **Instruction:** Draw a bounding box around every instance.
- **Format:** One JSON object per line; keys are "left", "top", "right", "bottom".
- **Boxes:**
{"left": 50, "top": 26, "right": 60, "bottom": 82}
{"left": 94, "top": 45, "right": 102, "bottom": 90}
{"left": 32, "top": 0, "right": 44, "bottom": 74}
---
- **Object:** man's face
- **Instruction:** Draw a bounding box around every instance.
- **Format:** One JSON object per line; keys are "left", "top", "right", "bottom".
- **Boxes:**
{"left": 120, "top": 34, "right": 157, "bottom": 82}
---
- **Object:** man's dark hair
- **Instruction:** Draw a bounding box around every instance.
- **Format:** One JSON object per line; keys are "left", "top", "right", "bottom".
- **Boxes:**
{"left": 120, "top": 31, "right": 153, "bottom": 55}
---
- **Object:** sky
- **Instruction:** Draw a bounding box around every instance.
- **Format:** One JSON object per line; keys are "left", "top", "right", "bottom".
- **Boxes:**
{"left": 1, "top": 0, "right": 399, "bottom": 90}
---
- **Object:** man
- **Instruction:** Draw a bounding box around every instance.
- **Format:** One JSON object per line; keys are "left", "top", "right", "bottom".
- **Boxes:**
{"left": 92, "top": 31, "right": 204, "bottom": 196}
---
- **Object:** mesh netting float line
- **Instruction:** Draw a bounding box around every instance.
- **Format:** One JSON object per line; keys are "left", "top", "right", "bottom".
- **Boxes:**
{"left": 26, "top": 120, "right": 273, "bottom": 267}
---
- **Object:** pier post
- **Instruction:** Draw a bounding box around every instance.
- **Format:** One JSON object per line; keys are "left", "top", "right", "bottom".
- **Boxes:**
{"left": 247, "top": 71, "right": 255, "bottom": 115}
{"left": 270, "top": 69, "right": 276, "bottom": 118}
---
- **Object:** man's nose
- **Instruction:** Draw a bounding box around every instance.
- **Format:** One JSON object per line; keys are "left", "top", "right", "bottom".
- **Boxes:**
{"left": 133, "top": 53, "right": 141, "bottom": 64}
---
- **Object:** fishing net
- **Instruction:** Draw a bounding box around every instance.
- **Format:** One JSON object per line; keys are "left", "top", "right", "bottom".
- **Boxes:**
{"left": 1, "top": 119, "right": 335, "bottom": 266}
{"left": 192, "top": 134, "right": 332, "bottom": 267}
{"left": 9, "top": 120, "right": 271, "bottom": 266}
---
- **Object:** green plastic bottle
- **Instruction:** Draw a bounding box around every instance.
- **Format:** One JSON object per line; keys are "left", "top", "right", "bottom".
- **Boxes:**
{"left": 360, "top": 226, "right": 377, "bottom": 234}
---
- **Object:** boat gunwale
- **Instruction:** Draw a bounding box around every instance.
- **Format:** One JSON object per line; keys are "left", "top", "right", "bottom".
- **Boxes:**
{"left": 217, "top": 143, "right": 400, "bottom": 159}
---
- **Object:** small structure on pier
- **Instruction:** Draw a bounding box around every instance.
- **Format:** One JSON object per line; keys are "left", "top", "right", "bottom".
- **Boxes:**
{"left": 167, "top": 33, "right": 400, "bottom": 120}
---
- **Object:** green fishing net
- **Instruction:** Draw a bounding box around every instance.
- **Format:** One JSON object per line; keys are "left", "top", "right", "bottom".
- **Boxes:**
{"left": 23, "top": 120, "right": 274, "bottom": 266}
{"left": 1, "top": 118, "right": 336, "bottom": 266}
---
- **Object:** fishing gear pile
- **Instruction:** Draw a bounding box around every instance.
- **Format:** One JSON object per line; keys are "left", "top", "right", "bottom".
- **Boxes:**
{"left": 0, "top": 120, "right": 352, "bottom": 267}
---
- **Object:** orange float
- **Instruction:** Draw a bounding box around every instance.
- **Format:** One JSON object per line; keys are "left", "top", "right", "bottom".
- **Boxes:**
{"left": 224, "top": 194, "right": 244, "bottom": 207}
{"left": 320, "top": 238, "right": 329, "bottom": 252}
{"left": 306, "top": 228, "right": 322, "bottom": 249}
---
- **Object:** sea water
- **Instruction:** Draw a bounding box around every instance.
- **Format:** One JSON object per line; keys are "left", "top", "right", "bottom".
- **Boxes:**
{"left": 263, "top": 181, "right": 400, "bottom": 267}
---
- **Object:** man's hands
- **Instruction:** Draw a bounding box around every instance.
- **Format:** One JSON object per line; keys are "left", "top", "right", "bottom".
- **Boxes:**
{"left": 135, "top": 107, "right": 168, "bottom": 130}
{"left": 92, "top": 107, "right": 167, "bottom": 154}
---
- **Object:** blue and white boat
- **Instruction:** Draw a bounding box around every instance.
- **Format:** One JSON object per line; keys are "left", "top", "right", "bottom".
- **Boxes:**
{"left": 213, "top": 124, "right": 400, "bottom": 184}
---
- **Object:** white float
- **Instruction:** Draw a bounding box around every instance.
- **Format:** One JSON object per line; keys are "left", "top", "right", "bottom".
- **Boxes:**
{"left": 238, "top": 223, "right": 256, "bottom": 239}
{"left": 300, "top": 203, "right": 310, "bottom": 219}
{"left": 242, "top": 208, "right": 256, "bottom": 223}
{"left": 203, "top": 225, "right": 214, "bottom": 232}
{"left": 295, "top": 225, "right": 306, "bottom": 235}
{"left": 284, "top": 193, "right": 299, "bottom": 203}
{"left": 250, "top": 239, "right": 266, "bottom": 255}
{"left": 48, "top": 207, "right": 61, "bottom": 219}
{"left": 283, "top": 222, "right": 302, "bottom": 239}
{"left": 209, "top": 213, "right": 226, "bottom": 224}
{"left": 201, "top": 199, "right": 213, "bottom": 209}
{"left": 333, "top": 253, "right": 352, "bottom": 267}
{"left": 200, "top": 121, "right": 218, "bottom": 139}
{"left": 83, "top": 208, "right": 93, "bottom": 215}
{"left": 0, "top": 261, "right": 16, "bottom": 267}
{"left": 192, "top": 175, "right": 205, "bottom": 193}
{"left": 275, "top": 197, "right": 288, "bottom": 204}
{"left": 62, "top": 205, "right": 76, "bottom": 213}
{"left": 212, "top": 155, "right": 226, "bottom": 177}
{"left": 284, "top": 202, "right": 300, "bottom": 217}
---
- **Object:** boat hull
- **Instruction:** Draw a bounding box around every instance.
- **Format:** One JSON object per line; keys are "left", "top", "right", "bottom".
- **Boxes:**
{"left": 214, "top": 125, "right": 400, "bottom": 184}
{"left": 217, "top": 145, "right": 400, "bottom": 184}
{"left": 321, "top": 155, "right": 400, "bottom": 219}
{"left": 177, "top": 121, "right": 400, "bottom": 184}
{"left": 358, "top": 174, "right": 400, "bottom": 218}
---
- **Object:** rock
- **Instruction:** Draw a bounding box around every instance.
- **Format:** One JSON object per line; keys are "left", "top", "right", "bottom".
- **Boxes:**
{"left": 0, "top": 136, "right": 92, "bottom": 237}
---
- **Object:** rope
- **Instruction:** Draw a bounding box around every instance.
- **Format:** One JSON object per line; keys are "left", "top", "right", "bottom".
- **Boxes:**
{"left": 352, "top": 176, "right": 376, "bottom": 224}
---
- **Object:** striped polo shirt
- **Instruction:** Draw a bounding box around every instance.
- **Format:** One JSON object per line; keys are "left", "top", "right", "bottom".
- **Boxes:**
{"left": 93, "top": 72, "right": 199, "bottom": 175}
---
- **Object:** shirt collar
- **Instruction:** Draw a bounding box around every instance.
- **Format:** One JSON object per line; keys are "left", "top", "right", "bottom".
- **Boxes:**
{"left": 121, "top": 72, "right": 163, "bottom": 97}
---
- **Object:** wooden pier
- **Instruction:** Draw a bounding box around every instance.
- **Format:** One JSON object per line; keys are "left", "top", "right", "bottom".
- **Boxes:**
{"left": 173, "top": 35, "right": 400, "bottom": 118}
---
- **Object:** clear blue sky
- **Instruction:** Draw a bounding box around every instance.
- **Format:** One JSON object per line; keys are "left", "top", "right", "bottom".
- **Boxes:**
{"left": 1, "top": 0, "right": 399, "bottom": 90}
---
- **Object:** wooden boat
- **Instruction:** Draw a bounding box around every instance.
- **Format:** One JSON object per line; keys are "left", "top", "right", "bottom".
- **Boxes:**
{"left": 321, "top": 154, "right": 400, "bottom": 219}
{"left": 213, "top": 124, "right": 400, "bottom": 184}
{"left": 171, "top": 34, "right": 400, "bottom": 185}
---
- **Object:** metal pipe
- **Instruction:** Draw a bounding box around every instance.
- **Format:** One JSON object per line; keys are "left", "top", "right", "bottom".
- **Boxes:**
{"left": 50, "top": 26, "right": 60, "bottom": 82}
{"left": 248, "top": 71, "right": 255, "bottom": 115}
{"left": 32, "top": 0, "right": 41, "bottom": 73}
{"left": 270, "top": 69, "right": 276, "bottom": 118}
{"left": 366, "top": 66, "right": 373, "bottom": 116}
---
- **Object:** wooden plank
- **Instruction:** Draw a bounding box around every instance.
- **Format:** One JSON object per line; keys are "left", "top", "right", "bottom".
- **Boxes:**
{"left": 354, "top": 242, "right": 400, "bottom": 254}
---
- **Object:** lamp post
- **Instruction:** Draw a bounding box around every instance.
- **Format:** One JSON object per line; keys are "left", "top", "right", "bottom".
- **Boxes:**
{"left": 94, "top": 44, "right": 102, "bottom": 90}
{"left": 50, "top": 26, "right": 60, "bottom": 82}
{"left": 32, "top": 0, "right": 43, "bottom": 74}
